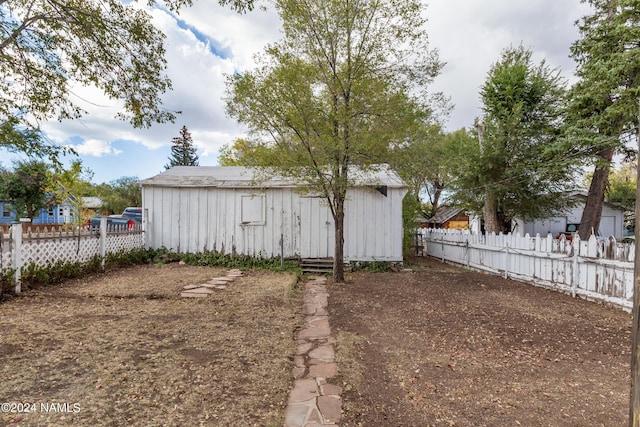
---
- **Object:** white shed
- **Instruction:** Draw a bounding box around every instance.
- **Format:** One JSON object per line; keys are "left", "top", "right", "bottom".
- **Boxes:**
{"left": 514, "top": 194, "right": 627, "bottom": 239}
{"left": 140, "top": 166, "right": 407, "bottom": 262}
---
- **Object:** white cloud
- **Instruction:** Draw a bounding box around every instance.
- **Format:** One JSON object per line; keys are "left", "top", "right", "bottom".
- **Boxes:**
{"left": 27, "top": 0, "right": 594, "bottom": 182}
{"left": 70, "top": 139, "right": 123, "bottom": 157}
{"left": 426, "top": 0, "right": 592, "bottom": 131}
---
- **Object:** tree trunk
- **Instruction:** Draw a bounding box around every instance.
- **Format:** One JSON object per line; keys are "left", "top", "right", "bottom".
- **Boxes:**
{"left": 578, "top": 147, "right": 615, "bottom": 239}
{"left": 483, "top": 187, "right": 500, "bottom": 234}
{"left": 333, "top": 194, "right": 345, "bottom": 282}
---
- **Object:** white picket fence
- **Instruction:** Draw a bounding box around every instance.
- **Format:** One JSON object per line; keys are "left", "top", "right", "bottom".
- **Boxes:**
{"left": 1, "top": 220, "right": 144, "bottom": 293}
{"left": 417, "top": 228, "right": 636, "bottom": 311}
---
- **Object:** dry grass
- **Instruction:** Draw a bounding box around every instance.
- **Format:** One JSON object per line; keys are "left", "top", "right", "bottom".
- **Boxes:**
{"left": 0, "top": 263, "right": 302, "bottom": 427}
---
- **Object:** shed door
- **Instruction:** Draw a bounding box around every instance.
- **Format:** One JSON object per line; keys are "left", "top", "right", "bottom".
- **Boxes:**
{"left": 300, "top": 197, "right": 334, "bottom": 259}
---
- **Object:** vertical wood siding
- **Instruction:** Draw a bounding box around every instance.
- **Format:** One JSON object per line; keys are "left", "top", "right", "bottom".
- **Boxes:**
{"left": 143, "top": 185, "right": 406, "bottom": 261}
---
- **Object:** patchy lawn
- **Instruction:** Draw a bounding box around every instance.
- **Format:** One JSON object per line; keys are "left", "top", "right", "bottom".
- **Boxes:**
{"left": 0, "top": 263, "right": 302, "bottom": 427}
{"left": 329, "top": 257, "right": 631, "bottom": 427}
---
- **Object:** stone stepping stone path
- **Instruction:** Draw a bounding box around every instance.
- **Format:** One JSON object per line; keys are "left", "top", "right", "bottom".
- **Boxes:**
{"left": 180, "top": 269, "right": 243, "bottom": 298}
{"left": 285, "top": 276, "right": 342, "bottom": 426}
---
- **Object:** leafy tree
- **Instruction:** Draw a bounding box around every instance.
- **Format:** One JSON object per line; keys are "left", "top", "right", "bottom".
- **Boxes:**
{"left": 165, "top": 125, "right": 199, "bottom": 169}
{"left": 0, "top": 160, "right": 51, "bottom": 220}
{"left": 0, "top": 0, "right": 254, "bottom": 160}
{"left": 402, "top": 191, "right": 423, "bottom": 256}
{"left": 225, "top": 0, "right": 443, "bottom": 281}
{"left": 606, "top": 161, "right": 636, "bottom": 209}
{"left": 219, "top": 138, "right": 283, "bottom": 167}
{"left": 0, "top": 117, "right": 74, "bottom": 166}
{"left": 49, "top": 160, "right": 95, "bottom": 225}
{"left": 451, "top": 46, "right": 575, "bottom": 234}
{"left": 568, "top": 0, "right": 640, "bottom": 239}
{"left": 93, "top": 176, "right": 141, "bottom": 215}
{"left": 390, "top": 124, "right": 442, "bottom": 217}
{"left": 391, "top": 127, "right": 472, "bottom": 218}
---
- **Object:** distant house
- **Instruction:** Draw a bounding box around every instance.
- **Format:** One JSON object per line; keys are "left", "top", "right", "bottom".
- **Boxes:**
{"left": 513, "top": 194, "right": 627, "bottom": 239}
{"left": 0, "top": 196, "right": 102, "bottom": 225}
{"left": 81, "top": 197, "right": 103, "bottom": 218}
{"left": 140, "top": 165, "right": 408, "bottom": 262}
{"left": 426, "top": 206, "right": 470, "bottom": 230}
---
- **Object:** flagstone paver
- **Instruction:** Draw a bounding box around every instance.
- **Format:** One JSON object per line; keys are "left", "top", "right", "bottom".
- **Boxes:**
{"left": 180, "top": 269, "right": 341, "bottom": 425}
{"left": 179, "top": 269, "right": 243, "bottom": 298}
{"left": 285, "top": 276, "right": 342, "bottom": 427}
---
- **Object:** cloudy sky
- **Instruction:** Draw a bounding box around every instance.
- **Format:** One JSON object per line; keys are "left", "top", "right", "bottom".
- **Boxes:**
{"left": 3, "top": 0, "right": 593, "bottom": 184}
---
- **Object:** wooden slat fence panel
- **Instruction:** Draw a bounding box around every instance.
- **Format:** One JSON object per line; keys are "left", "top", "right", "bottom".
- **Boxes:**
{"left": 418, "top": 228, "right": 634, "bottom": 311}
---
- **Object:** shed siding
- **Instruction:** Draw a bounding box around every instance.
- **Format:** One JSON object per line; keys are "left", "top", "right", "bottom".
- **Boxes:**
{"left": 344, "top": 187, "right": 404, "bottom": 261}
{"left": 145, "top": 187, "right": 303, "bottom": 258}
{"left": 143, "top": 177, "right": 406, "bottom": 261}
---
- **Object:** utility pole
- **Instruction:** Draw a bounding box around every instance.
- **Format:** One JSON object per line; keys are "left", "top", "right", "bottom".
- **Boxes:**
{"left": 630, "top": 101, "right": 640, "bottom": 427}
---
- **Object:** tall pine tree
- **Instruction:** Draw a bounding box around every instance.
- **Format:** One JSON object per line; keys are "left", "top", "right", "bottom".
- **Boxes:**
{"left": 568, "top": 0, "right": 640, "bottom": 239}
{"left": 165, "top": 126, "right": 199, "bottom": 169}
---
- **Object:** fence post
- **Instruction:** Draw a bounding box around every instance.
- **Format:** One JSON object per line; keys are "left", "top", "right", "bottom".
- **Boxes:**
{"left": 100, "top": 217, "right": 107, "bottom": 270}
{"left": 10, "top": 224, "right": 22, "bottom": 293}
{"left": 504, "top": 241, "right": 510, "bottom": 279}
{"left": 571, "top": 236, "right": 580, "bottom": 298}
{"left": 465, "top": 239, "right": 470, "bottom": 268}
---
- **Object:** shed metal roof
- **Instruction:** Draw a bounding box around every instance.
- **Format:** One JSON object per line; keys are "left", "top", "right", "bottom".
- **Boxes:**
{"left": 140, "top": 165, "right": 406, "bottom": 189}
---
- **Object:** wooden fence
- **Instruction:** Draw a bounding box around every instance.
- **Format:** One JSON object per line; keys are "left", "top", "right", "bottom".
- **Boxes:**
{"left": 1, "top": 219, "right": 144, "bottom": 293}
{"left": 417, "top": 228, "right": 635, "bottom": 311}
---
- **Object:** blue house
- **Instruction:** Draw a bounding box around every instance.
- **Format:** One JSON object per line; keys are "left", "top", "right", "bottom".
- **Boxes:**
{"left": 0, "top": 200, "right": 76, "bottom": 225}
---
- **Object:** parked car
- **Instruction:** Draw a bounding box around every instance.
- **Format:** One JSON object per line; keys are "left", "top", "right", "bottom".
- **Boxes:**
{"left": 555, "top": 223, "right": 580, "bottom": 241}
{"left": 88, "top": 207, "right": 142, "bottom": 230}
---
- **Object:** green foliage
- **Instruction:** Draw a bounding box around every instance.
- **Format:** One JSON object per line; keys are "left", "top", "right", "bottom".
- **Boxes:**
{"left": 568, "top": 0, "right": 640, "bottom": 150}
{"left": 219, "top": 138, "right": 284, "bottom": 167}
{"left": 606, "top": 161, "right": 636, "bottom": 209}
{"left": 402, "top": 192, "right": 423, "bottom": 256}
{"left": 49, "top": 160, "right": 94, "bottom": 225}
{"left": 0, "top": 117, "right": 74, "bottom": 166}
{"left": 0, "top": 0, "right": 254, "bottom": 161}
{"left": 93, "top": 176, "right": 141, "bottom": 214}
{"left": 0, "top": 268, "right": 15, "bottom": 293}
{"left": 178, "top": 251, "right": 302, "bottom": 274}
{"left": 451, "top": 46, "right": 575, "bottom": 232}
{"left": 566, "top": 1, "right": 640, "bottom": 237}
{"left": 105, "top": 248, "right": 153, "bottom": 267}
{"left": 349, "top": 261, "right": 393, "bottom": 273}
{"left": 390, "top": 124, "right": 455, "bottom": 215}
{"left": 22, "top": 258, "right": 98, "bottom": 287}
{"left": 20, "top": 249, "right": 156, "bottom": 288}
{"left": 165, "top": 125, "right": 199, "bottom": 169}
{"left": 0, "top": 160, "right": 52, "bottom": 220}
{"left": 225, "top": 0, "right": 443, "bottom": 280}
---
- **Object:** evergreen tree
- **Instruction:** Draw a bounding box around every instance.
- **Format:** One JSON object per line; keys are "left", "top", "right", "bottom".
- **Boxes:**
{"left": 165, "top": 126, "right": 199, "bottom": 169}
{"left": 567, "top": 0, "right": 640, "bottom": 239}
{"left": 451, "top": 46, "right": 575, "bottom": 234}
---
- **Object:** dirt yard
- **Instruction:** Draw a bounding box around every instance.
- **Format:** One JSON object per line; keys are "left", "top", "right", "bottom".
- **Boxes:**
{"left": 0, "top": 264, "right": 302, "bottom": 427}
{"left": 0, "top": 257, "right": 633, "bottom": 426}
{"left": 329, "top": 257, "right": 632, "bottom": 427}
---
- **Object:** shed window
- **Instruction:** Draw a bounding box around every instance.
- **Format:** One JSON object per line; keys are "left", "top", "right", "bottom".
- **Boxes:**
{"left": 240, "top": 194, "right": 265, "bottom": 225}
